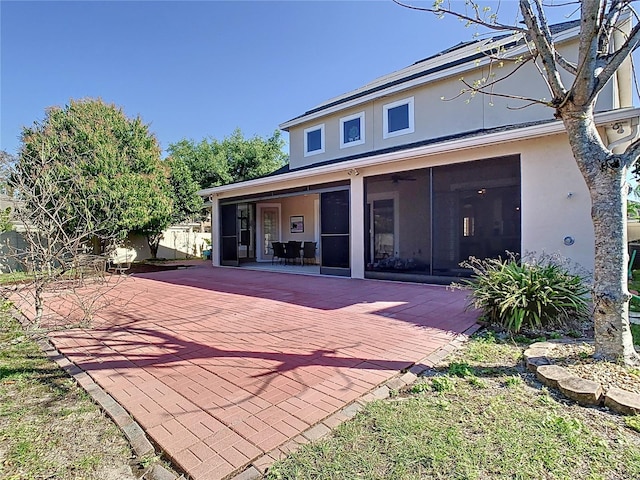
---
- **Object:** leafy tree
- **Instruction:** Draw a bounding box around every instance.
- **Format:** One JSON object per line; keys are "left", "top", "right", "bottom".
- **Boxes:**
{"left": 167, "top": 128, "right": 288, "bottom": 189}
{"left": 9, "top": 99, "right": 180, "bottom": 322}
{"left": 167, "top": 156, "right": 203, "bottom": 223}
{"left": 395, "top": 0, "right": 640, "bottom": 363}
{"left": 0, "top": 208, "right": 12, "bottom": 233}
{"left": 19, "top": 98, "right": 170, "bottom": 242}
{"left": 136, "top": 157, "right": 203, "bottom": 259}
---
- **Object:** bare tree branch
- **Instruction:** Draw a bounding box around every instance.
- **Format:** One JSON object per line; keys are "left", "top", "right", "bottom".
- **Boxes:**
{"left": 623, "top": 137, "right": 640, "bottom": 168}
{"left": 392, "top": 0, "right": 529, "bottom": 33}
{"left": 519, "top": 0, "right": 568, "bottom": 102}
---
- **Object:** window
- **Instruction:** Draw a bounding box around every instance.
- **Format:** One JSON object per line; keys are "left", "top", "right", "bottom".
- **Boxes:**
{"left": 383, "top": 97, "right": 414, "bottom": 139}
{"left": 304, "top": 124, "right": 325, "bottom": 157}
{"left": 340, "top": 112, "right": 365, "bottom": 148}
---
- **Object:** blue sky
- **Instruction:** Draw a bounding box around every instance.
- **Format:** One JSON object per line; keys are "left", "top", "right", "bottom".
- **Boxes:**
{"left": 0, "top": 1, "right": 592, "bottom": 157}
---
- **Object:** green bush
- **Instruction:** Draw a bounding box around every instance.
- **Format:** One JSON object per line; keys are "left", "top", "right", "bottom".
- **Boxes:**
{"left": 459, "top": 255, "right": 590, "bottom": 333}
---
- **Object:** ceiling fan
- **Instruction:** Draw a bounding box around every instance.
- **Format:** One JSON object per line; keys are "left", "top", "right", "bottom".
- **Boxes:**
{"left": 391, "top": 174, "right": 417, "bottom": 183}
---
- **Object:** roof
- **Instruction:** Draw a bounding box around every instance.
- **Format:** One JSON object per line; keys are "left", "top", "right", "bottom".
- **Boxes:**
{"left": 279, "top": 20, "right": 580, "bottom": 130}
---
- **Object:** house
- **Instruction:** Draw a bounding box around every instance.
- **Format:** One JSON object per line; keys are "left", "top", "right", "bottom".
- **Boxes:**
{"left": 198, "top": 20, "right": 639, "bottom": 283}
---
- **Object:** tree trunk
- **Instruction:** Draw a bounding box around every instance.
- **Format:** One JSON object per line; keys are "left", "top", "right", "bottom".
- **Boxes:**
{"left": 146, "top": 234, "right": 161, "bottom": 260}
{"left": 589, "top": 165, "right": 638, "bottom": 363}
{"left": 562, "top": 109, "right": 639, "bottom": 364}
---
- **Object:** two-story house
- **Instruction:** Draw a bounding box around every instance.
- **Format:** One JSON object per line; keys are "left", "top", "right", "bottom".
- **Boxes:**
{"left": 199, "top": 20, "right": 639, "bottom": 283}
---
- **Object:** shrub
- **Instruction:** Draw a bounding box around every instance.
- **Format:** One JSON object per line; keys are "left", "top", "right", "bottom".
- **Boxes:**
{"left": 458, "top": 254, "right": 590, "bottom": 333}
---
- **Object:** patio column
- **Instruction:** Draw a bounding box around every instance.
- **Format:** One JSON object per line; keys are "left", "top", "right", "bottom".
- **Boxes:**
{"left": 350, "top": 172, "right": 365, "bottom": 279}
{"left": 210, "top": 196, "right": 221, "bottom": 266}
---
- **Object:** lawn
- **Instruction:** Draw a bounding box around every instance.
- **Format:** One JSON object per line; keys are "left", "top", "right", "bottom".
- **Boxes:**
{"left": 267, "top": 332, "right": 640, "bottom": 480}
{"left": 0, "top": 304, "right": 139, "bottom": 480}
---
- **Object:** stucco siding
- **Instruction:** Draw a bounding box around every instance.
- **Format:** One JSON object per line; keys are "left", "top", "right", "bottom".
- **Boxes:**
{"left": 520, "top": 135, "right": 594, "bottom": 272}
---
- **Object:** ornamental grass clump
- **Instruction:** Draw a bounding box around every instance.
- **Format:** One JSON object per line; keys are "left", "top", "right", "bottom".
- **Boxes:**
{"left": 459, "top": 255, "right": 590, "bottom": 333}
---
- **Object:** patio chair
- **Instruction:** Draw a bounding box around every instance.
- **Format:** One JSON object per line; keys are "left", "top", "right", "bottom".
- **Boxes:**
{"left": 302, "top": 241, "right": 317, "bottom": 265}
{"left": 272, "top": 242, "right": 285, "bottom": 265}
{"left": 285, "top": 240, "right": 302, "bottom": 265}
{"left": 108, "top": 247, "right": 137, "bottom": 274}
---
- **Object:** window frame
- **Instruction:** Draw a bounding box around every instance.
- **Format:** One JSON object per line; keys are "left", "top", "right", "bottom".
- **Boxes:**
{"left": 304, "top": 123, "right": 325, "bottom": 157}
{"left": 339, "top": 112, "right": 365, "bottom": 149}
{"left": 382, "top": 97, "right": 415, "bottom": 139}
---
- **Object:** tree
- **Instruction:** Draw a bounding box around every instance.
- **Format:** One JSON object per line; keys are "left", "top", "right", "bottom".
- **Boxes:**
{"left": 7, "top": 141, "right": 124, "bottom": 326}
{"left": 395, "top": 0, "right": 640, "bottom": 363}
{"left": 19, "top": 98, "right": 169, "bottom": 242}
{"left": 9, "top": 99, "right": 173, "bottom": 323}
{"left": 167, "top": 128, "right": 288, "bottom": 189}
{"left": 134, "top": 158, "right": 203, "bottom": 259}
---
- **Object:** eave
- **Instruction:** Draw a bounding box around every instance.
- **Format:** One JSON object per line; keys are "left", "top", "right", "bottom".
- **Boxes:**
{"left": 198, "top": 107, "right": 640, "bottom": 198}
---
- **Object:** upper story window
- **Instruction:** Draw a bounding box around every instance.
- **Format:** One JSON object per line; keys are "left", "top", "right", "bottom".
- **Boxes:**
{"left": 383, "top": 97, "right": 414, "bottom": 139}
{"left": 304, "top": 124, "right": 325, "bottom": 157}
{"left": 340, "top": 112, "right": 365, "bottom": 149}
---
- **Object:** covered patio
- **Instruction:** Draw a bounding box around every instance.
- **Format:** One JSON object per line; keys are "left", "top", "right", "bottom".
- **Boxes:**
{"left": 45, "top": 264, "right": 478, "bottom": 479}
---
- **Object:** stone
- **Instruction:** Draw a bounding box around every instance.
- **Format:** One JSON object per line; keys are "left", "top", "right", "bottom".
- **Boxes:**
{"left": 604, "top": 387, "right": 640, "bottom": 415}
{"left": 302, "top": 423, "right": 331, "bottom": 442}
{"left": 230, "top": 466, "right": 262, "bottom": 480}
{"left": 147, "top": 464, "right": 176, "bottom": 480}
{"left": 523, "top": 347, "right": 551, "bottom": 362}
{"left": 528, "top": 341, "right": 559, "bottom": 351}
{"left": 535, "top": 365, "right": 575, "bottom": 389}
{"left": 526, "top": 356, "right": 551, "bottom": 373}
{"left": 385, "top": 378, "right": 406, "bottom": 390}
{"left": 557, "top": 376, "right": 603, "bottom": 406}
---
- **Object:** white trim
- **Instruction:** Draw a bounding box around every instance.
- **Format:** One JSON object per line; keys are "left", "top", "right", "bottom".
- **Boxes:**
{"left": 198, "top": 108, "right": 640, "bottom": 198}
{"left": 304, "top": 123, "right": 325, "bottom": 157}
{"left": 256, "top": 203, "right": 282, "bottom": 262}
{"left": 383, "top": 97, "right": 414, "bottom": 139}
{"left": 340, "top": 112, "right": 365, "bottom": 148}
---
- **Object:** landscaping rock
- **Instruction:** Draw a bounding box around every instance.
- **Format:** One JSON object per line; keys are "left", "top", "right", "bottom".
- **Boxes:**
{"left": 526, "top": 356, "right": 551, "bottom": 373}
{"left": 536, "top": 365, "right": 575, "bottom": 389}
{"left": 604, "top": 387, "right": 640, "bottom": 415}
{"left": 557, "top": 376, "right": 603, "bottom": 406}
{"left": 528, "top": 342, "right": 559, "bottom": 351}
{"left": 523, "top": 348, "right": 548, "bottom": 362}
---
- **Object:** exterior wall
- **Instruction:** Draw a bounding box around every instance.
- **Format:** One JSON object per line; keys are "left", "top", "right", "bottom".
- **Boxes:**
{"left": 210, "top": 129, "right": 596, "bottom": 276}
{"left": 128, "top": 228, "right": 211, "bottom": 261}
{"left": 287, "top": 36, "right": 616, "bottom": 172}
{"left": 279, "top": 195, "right": 318, "bottom": 244}
{"left": 519, "top": 135, "right": 594, "bottom": 272}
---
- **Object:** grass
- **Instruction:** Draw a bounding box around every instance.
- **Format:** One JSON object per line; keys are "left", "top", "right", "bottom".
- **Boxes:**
{"left": 0, "top": 307, "right": 137, "bottom": 480}
{"left": 0, "top": 271, "right": 31, "bottom": 285}
{"left": 267, "top": 332, "right": 640, "bottom": 480}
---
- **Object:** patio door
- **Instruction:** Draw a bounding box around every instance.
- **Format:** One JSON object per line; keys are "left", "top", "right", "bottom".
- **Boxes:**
{"left": 320, "top": 189, "right": 350, "bottom": 276}
{"left": 256, "top": 204, "right": 281, "bottom": 262}
{"left": 367, "top": 194, "right": 398, "bottom": 264}
{"left": 220, "top": 203, "right": 239, "bottom": 266}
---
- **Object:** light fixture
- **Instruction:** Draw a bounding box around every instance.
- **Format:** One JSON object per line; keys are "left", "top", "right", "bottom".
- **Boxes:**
{"left": 477, "top": 188, "right": 486, "bottom": 195}
{"left": 612, "top": 122, "right": 625, "bottom": 134}
{"left": 347, "top": 168, "right": 360, "bottom": 177}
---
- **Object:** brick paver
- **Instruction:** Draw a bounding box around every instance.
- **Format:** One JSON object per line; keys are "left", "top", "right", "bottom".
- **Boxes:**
{"left": 38, "top": 265, "right": 477, "bottom": 479}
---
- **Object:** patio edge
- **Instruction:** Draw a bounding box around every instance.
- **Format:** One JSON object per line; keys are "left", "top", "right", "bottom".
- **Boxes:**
{"left": 234, "top": 321, "right": 483, "bottom": 480}
{"left": 37, "top": 335, "right": 184, "bottom": 480}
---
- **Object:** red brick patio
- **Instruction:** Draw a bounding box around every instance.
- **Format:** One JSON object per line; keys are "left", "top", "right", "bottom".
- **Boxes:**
{"left": 44, "top": 264, "right": 478, "bottom": 479}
